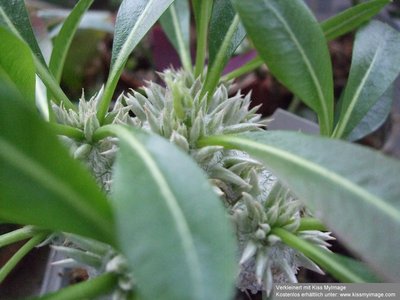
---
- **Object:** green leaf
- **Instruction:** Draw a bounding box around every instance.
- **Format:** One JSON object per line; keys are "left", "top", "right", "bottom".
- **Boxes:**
{"left": 200, "top": 131, "right": 400, "bottom": 281}
{"left": 192, "top": 0, "right": 201, "bottom": 26}
{"left": 273, "top": 228, "right": 381, "bottom": 283}
{"left": 0, "top": 27, "right": 35, "bottom": 103}
{"left": 329, "top": 253, "right": 382, "bottom": 283}
{"left": 321, "top": 0, "right": 390, "bottom": 41}
{"left": 98, "top": 0, "right": 174, "bottom": 123}
{"left": 159, "top": 0, "right": 191, "bottom": 71}
{"left": 49, "top": 0, "right": 94, "bottom": 83}
{"left": 0, "top": 82, "right": 115, "bottom": 245}
{"left": 208, "top": 0, "right": 245, "bottom": 67}
{"left": 333, "top": 21, "right": 400, "bottom": 139}
{"left": 112, "top": 126, "right": 236, "bottom": 300}
{"left": 346, "top": 86, "right": 393, "bottom": 141}
{"left": 0, "top": 0, "right": 46, "bottom": 64}
{"left": 0, "top": 2, "right": 75, "bottom": 109}
{"left": 193, "top": 0, "right": 213, "bottom": 78}
{"left": 201, "top": 0, "right": 246, "bottom": 98}
{"left": 231, "top": 0, "right": 334, "bottom": 135}
{"left": 220, "top": 0, "right": 389, "bottom": 84}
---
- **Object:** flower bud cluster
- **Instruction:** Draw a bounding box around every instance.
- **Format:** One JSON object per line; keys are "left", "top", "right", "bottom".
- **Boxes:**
{"left": 53, "top": 87, "right": 135, "bottom": 192}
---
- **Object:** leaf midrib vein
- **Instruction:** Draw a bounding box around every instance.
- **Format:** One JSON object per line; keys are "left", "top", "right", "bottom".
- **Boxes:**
{"left": 266, "top": 2, "right": 330, "bottom": 132}
{"left": 119, "top": 128, "right": 204, "bottom": 298}
{"left": 323, "top": 5, "right": 381, "bottom": 39}
{"left": 227, "top": 136, "right": 400, "bottom": 222}
{"left": 335, "top": 42, "right": 381, "bottom": 137}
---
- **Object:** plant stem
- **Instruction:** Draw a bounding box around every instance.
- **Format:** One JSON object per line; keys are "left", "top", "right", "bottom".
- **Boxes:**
{"left": 50, "top": 123, "right": 85, "bottom": 141}
{"left": 298, "top": 218, "right": 327, "bottom": 232}
{"left": 97, "top": 78, "right": 116, "bottom": 125}
{"left": 194, "top": 0, "right": 213, "bottom": 78}
{"left": 272, "top": 228, "right": 365, "bottom": 282}
{"left": 93, "top": 124, "right": 119, "bottom": 142}
{"left": 34, "top": 273, "right": 119, "bottom": 300}
{"left": 287, "top": 96, "right": 301, "bottom": 113}
{"left": 331, "top": 122, "right": 345, "bottom": 139}
{"left": 221, "top": 56, "right": 264, "bottom": 82}
{"left": 169, "top": 4, "right": 192, "bottom": 72}
{"left": 0, "top": 233, "right": 48, "bottom": 283}
{"left": 0, "top": 226, "right": 43, "bottom": 248}
{"left": 34, "top": 58, "right": 75, "bottom": 111}
{"left": 202, "top": 14, "right": 241, "bottom": 102}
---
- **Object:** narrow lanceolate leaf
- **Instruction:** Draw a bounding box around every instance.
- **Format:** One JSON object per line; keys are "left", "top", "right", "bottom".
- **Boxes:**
{"left": 0, "top": 3, "right": 75, "bottom": 109}
{"left": 221, "top": 0, "right": 389, "bottom": 84}
{"left": 112, "top": 127, "right": 236, "bottom": 300}
{"left": 0, "top": 27, "right": 35, "bottom": 103}
{"left": 99, "top": 0, "right": 174, "bottom": 122}
{"left": 0, "top": 0, "right": 45, "bottom": 64}
{"left": 346, "top": 86, "right": 393, "bottom": 142}
{"left": 272, "top": 228, "right": 379, "bottom": 283}
{"left": 191, "top": 0, "right": 201, "bottom": 26}
{"left": 200, "top": 131, "right": 400, "bottom": 281}
{"left": 49, "top": 0, "right": 94, "bottom": 83}
{"left": 202, "top": 0, "right": 246, "bottom": 98}
{"left": 329, "top": 253, "right": 382, "bottom": 283}
{"left": 321, "top": 0, "right": 390, "bottom": 41}
{"left": 333, "top": 21, "right": 400, "bottom": 139}
{"left": 231, "top": 0, "right": 334, "bottom": 135}
{"left": 208, "top": 0, "right": 245, "bottom": 67}
{"left": 160, "top": 0, "right": 191, "bottom": 71}
{"left": 0, "top": 82, "right": 115, "bottom": 246}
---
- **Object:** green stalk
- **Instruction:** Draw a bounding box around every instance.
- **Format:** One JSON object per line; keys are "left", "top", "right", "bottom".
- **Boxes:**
{"left": 97, "top": 78, "right": 117, "bottom": 125}
{"left": 33, "top": 273, "right": 119, "bottom": 300}
{"left": 169, "top": 5, "right": 192, "bottom": 72}
{"left": 287, "top": 96, "right": 301, "bottom": 113}
{"left": 0, "top": 233, "right": 48, "bottom": 283}
{"left": 92, "top": 124, "right": 119, "bottom": 142}
{"left": 298, "top": 217, "right": 327, "bottom": 232}
{"left": 50, "top": 123, "right": 85, "bottom": 141}
{"left": 34, "top": 58, "right": 75, "bottom": 111}
{"left": 0, "top": 226, "right": 42, "bottom": 248}
{"left": 221, "top": 56, "right": 264, "bottom": 82}
{"left": 201, "top": 14, "right": 241, "bottom": 102}
{"left": 194, "top": 0, "right": 213, "bottom": 78}
{"left": 272, "top": 228, "right": 365, "bottom": 283}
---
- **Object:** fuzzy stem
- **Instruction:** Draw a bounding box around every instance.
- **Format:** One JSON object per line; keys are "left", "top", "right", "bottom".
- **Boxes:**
{"left": 50, "top": 123, "right": 85, "bottom": 141}
{"left": 298, "top": 218, "right": 327, "bottom": 232}
{"left": 34, "top": 273, "right": 119, "bottom": 300}
{"left": 0, "top": 226, "right": 44, "bottom": 248}
{"left": 221, "top": 56, "right": 264, "bottom": 82}
{"left": 272, "top": 228, "right": 365, "bottom": 283}
{"left": 0, "top": 233, "right": 48, "bottom": 283}
{"left": 194, "top": 0, "right": 213, "bottom": 78}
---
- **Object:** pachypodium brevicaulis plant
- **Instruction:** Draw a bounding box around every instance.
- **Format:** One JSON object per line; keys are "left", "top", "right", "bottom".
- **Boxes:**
{"left": 0, "top": 0, "right": 400, "bottom": 299}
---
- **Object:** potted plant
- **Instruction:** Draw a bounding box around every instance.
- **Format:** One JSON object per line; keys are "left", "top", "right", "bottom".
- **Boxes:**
{"left": 0, "top": 0, "right": 399, "bottom": 299}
